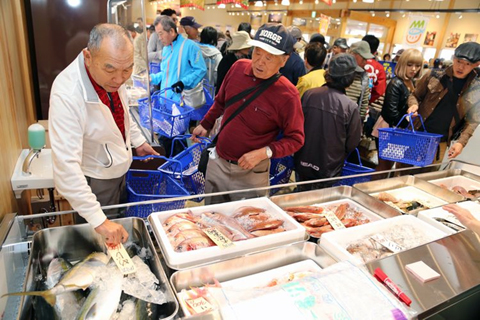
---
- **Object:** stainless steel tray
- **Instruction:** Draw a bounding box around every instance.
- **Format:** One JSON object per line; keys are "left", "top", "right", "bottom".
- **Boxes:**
{"left": 415, "top": 168, "right": 480, "bottom": 184}
{"left": 15, "top": 218, "right": 179, "bottom": 320}
{"left": 170, "top": 241, "right": 337, "bottom": 319}
{"left": 270, "top": 185, "right": 400, "bottom": 219}
{"left": 353, "top": 175, "right": 464, "bottom": 215}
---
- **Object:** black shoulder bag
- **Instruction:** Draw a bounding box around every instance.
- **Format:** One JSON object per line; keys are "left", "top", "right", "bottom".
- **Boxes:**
{"left": 198, "top": 73, "right": 281, "bottom": 177}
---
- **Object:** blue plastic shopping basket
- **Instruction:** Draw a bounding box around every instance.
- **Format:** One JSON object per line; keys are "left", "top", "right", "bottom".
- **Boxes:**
{"left": 138, "top": 88, "right": 194, "bottom": 138}
{"left": 334, "top": 148, "right": 375, "bottom": 186}
{"left": 269, "top": 155, "right": 294, "bottom": 195}
{"left": 378, "top": 113, "right": 442, "bottom": 166}
{"left": 190, "top": 82, "right": 215, "bottom": 121}
{"left": 159, "top": 135, "right": 211, "bottom": 202}
{"left": 125, "top": 168, "right": 189, "bottom": 218}
{"left": 149, "top": 62, "right": 161, "bottom": 74}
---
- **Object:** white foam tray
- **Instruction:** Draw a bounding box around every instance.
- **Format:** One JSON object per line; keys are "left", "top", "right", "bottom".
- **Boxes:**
{"left": 177, "top": 259, "right": 322, "bottom": 318}
{"left": 418, "top": 201, "right": 480, "bottom": 235}
{"left": 149, "top": 197, "right": 306, "bottom": 269}
{"left": 429, "top": 176, "right": 480, "bottom": 193}
{"left": 319, "top": 215, "right": 448, "bottom": 264}
{"left": 370, "top": 186, "right": 448, "bottom": 213}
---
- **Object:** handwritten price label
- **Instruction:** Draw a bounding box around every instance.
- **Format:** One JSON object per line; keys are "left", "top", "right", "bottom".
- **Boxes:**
{"left": 324, "top": 211, "right": 346, "bottom": 230}
{"left": 204, "top": 227, "right": 234, "bottom": 249}
{"left": 185, "top": 297, "right": 214, "bottom": 314}
{"left": 370, "top": 234, "right": 404, "bottom": 253}
{"left": 106, "top": 243, "right": 136, "bottom": 274}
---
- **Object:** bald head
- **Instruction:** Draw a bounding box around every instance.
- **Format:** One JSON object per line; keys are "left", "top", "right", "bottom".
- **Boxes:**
{"left": 87, "top": 23, "right": 133, "bottom": 55}
{"left": 83, "top": 24, "right": 134, "bottom": 92}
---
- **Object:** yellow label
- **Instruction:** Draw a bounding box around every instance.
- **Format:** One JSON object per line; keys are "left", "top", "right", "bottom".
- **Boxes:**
{"left": 325, "top": 211, "right": 346, "bottom": 230}
{"left": 185, "top": 297, "right": 214, "bottom": 314}
{"left": 203, "top": 227, "right": 234, "bottom": 249}
{"left": 106, "top": 243, "right": 137, "bottom": 274}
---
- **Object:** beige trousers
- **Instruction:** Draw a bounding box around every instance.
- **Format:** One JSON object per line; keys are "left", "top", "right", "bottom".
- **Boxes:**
{"left": 204, "top": 156, "right": 270, "bottom": 205}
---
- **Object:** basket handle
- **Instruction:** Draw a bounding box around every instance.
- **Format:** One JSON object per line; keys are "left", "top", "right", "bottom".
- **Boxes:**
{"left": 395, "top": 113, "right": 427, "bottom": 133}
{"left": 168, "top": 134, "right": 211, "bottom": 158}
{"left": 133, "top": 154, "right": 184, "bottom": 183}
{"left": 345, "top": 148, "right": 363, "bottom": 166}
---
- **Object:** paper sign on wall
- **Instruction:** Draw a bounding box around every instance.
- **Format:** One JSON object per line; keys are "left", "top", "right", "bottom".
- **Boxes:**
{"left": 404, "top": 15, "right": 430, "bottom": 46}
{"left": 318, "top": 14, "right": 331, "bottom": 35}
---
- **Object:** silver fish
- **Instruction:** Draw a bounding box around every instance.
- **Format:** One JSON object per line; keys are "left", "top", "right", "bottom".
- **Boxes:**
{"left": 1, "top": 252, "right": 109, "bottom": 307}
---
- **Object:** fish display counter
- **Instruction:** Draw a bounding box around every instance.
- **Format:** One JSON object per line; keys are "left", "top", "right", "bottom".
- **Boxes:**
{"left": 415, "top": 169, "right": 480, "bottom": 200}
{"left": 2, "top": 160, "right": 480, "bottom": 319}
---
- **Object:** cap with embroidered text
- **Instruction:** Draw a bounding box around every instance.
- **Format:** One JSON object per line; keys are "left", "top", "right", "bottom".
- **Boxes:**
{"left": 250, "top": 23, "right": 294, "bottom": 55}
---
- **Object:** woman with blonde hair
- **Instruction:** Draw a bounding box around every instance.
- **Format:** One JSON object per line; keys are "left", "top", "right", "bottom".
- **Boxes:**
{"left": 374, "top": 48, "right": 423, "bottom": 171}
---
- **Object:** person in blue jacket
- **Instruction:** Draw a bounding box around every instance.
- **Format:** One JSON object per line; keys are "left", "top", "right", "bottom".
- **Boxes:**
{"left": 151, "top": 15, "right": 206, "bottom": 102}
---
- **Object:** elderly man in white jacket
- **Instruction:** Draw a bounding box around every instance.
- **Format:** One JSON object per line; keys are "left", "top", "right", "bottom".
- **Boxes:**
{"left": 49, "top": 24, "right": 158, "bottom": 245}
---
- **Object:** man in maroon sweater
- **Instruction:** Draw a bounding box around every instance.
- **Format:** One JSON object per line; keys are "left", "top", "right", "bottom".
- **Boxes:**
{"left": 192, "top": 24, "right": 305, "bottom": 204}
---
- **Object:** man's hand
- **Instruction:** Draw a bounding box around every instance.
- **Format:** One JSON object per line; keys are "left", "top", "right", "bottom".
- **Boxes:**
{"left": 448, "top": 142, "right": 464, "bottom": 159}
{"left": 95, "top": 219, "right": 129, "bottom": 246}
{"left": 238, "top": 147, "right": 269, "bottom": 170}
{"left": 135, "top": 142, "right": 160, "bottom": 161}
{"left": 191, "top": 124, "right": 207, "bottom": 143}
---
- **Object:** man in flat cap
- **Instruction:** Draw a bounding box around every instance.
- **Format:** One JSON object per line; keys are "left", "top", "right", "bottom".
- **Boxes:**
{"left": 408, "top": 42, "right": 480, "bottom": 161}
{"left": 323, "top": 37, "right": 349, "bottom": 70}
{"left": 192, "top": 23, "right": 305, "bottom": 204}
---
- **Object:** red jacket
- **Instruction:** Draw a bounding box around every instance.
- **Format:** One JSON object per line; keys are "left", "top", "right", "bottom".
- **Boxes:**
{"left": 200, "top": 59, "right": 305, "bottom": 161}
{"left": 365, "top": 59, "right": 386, "bottom": 104}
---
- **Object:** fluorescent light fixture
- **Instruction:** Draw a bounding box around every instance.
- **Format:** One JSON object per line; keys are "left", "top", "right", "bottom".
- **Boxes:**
{"left": 218, "top": 4, "right": 226, "bottom": 8}
{"left": 281, "top": 0, "right": 290, "bottom": 5}
{"left": 254, "top": 1, "right": 263, "bottom": 7}
{"left": 363, "top": 0, "right": 374, "bottom": 3}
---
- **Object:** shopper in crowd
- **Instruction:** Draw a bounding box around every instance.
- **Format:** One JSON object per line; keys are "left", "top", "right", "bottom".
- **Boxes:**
{"left": 279, "top": 26, "right": 306, "bottom": 86}
{"left": 192, "top": 24, "right": 305, "bottom": 204}
{"left": 150, "top": 16, "right": 206, "bottom": 101}
{"left": 296, "top": 42, "right": 327, "bottom": 98}
{"left": 374, "top": 48, "right": 423, "bottom": 171}
{"left": 362, "top": 35, "right": 387, "bottom": 104}
{"left": 215, "top": 31, "right": 252, "bottom": 95}
{"left": 180, "top": 16, "right": 201, "bottom": 42}
{"left": 147, "top": 8, "right": 178, "bottom": 63}
{"left": 383, "top": 53, "right": 391, "bottom": 62}
{"left": 217, "top": 31, "right": 227, "bottom": 52}
{"left": 407, "top": 42, "right": 480, "bottom": 161}
{"left": 136, "top": 17, "right": 144, "bottom": 32}
{"left": 198, "top": 26, "right": 223, "bottom": 87}
{"left": 126, "top": 24, "right": 137, "bottom": 39}
{"left": 294, "top": 54, "right": 362, "bottom": 190}
{"left": 49, "top": 24, "right": 158, "bottom": 245}
{"left": 443, "top": 204, "right": 480, "bottom": 236}
{"left": 393, "top": 49, "right": 404, "bottom": 62}
{"left": 347, "top": 40, "right": 372, "bottom": 122}
{"left": 323, "top": 38, "right": 348, "bottom": 69}
{"left": 221, "top": 22, "right": 251, "bottom": 56}
{"left": 309, "top": 33, "right": 328, "bottom": 49}
{"left": 433, "top": 58, "right": 444, "bottom": 71}
{"left": 133, "top": 25, "right": 153, "bottom": 74}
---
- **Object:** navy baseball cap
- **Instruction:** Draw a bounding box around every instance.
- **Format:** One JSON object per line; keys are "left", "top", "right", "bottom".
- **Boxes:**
{"left": 250, "top": 23, "right": 295, "bottom": 55}
{"left": 180, "top": 16, "right": 202, "bottom": 29}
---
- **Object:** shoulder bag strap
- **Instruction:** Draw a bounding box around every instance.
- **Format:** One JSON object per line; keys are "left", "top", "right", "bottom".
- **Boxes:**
{"left": 211, "top": 73, "right": 281, "bottom": 144}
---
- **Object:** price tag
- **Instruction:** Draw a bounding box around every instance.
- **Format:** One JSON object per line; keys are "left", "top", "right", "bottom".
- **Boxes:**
{"left": 185, "top": 297, "right": 214, "bottom": 314}
{"left": 370, "top": 234, "right": 404, "bottom": 253}
{"left": 106, "top": 243, "right": 137, "bottom": 274}
{"left": 203, "top": 227, "right": 234, "bottom": 249}
{"left": 324, "top": 211, "right": 346, "bottom": 230}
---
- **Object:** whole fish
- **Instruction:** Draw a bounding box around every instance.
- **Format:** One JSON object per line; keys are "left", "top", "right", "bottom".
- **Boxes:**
{"left": 249, "top": 219, "right": 284, "bottom": 232}
{"left": 232, "top": 206, "right": 266, "bottom": 219}
{"left": 175, "top": 236, "right": 215, "bottom": 252}
{"left": 251, "top": 227, "right": 286, "bottom": 237}
{"left": 167, "top": 220, "right": 198, "bottom": 236}
{"left": 198, "top": 212, "right": 254, "bottom": 241}
{"left": 1, "top": 252, "right": 109, "bottom": 307}
{"left": 75, "top": 262, "right": 123, "bottom": 320}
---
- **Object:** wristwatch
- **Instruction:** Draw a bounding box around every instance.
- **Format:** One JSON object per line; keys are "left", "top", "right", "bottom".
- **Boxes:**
{"left": 265, "top": 146, "right": 273, "bottom": 159}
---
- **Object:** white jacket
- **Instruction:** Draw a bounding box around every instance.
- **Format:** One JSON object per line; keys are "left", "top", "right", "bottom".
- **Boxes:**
{"left": 49, "top": 52, "right": 146, "bottom": 228}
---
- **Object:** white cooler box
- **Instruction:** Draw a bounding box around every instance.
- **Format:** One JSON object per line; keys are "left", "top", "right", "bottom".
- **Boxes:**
{"left": 418, "top": 201, "right": 480, "bottom": 234}
{"left": 320, "top": 215, "right": 448, "bottom": 264}
{"left": 148, "top": 197, "right": 306, "bottom": 269}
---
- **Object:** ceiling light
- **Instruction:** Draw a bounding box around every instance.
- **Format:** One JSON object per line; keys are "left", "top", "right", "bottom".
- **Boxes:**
{"left": 218, "top": 4, "right": 225, "bottom": 8}
{"left": 254, "top": 0, "right": 263, "bottom": 6}
{"left": 459, "top": 14, "right": 463, "bottom": 19}
{"left": 386, "top": 12, "right": 390, "bottom": 17}
{"left": 66, "top": 0, "right": 81, "bottom": 7}
{"left": 363, "top": 0, "right": 374, "bottom": 3}
{"left": 315, "top": 0, "right": 319, "bottom": 4}
{"left": 281, "top": 0, "right": 290, "bottom": 5}
{"left": 436, "top": 14, "right": 440, "bottom": 18}
{"left": 299, "top": 0, "right": 303, "bottom": 3}
{"left": 402, "top": 13, "right": 406, "bottom": 18}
